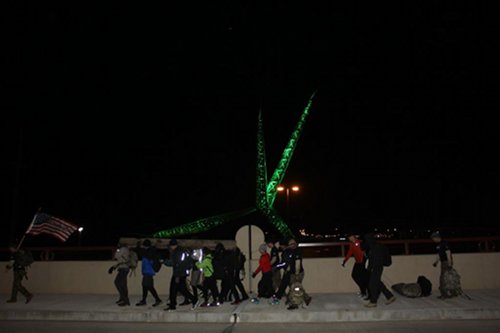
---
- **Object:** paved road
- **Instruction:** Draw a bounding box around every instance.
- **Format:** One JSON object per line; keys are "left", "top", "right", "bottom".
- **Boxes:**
{"left": 1, "top": 320, "right": 500, "bottom": 333}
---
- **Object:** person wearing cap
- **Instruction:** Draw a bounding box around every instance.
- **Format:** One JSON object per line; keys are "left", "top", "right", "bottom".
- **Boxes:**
{"left": 342, "top": 233, "right": 369, "bottom": 298}
{"left": 252, "top": 244, "right": 273, "bottom": 298}
{"left": 136, "top": 239, "right": 162, "bottom": 307}
{"left": 165, "top": 238, "right": 197, "bottom": 311}
{"left": 274, "top": 238, "right": 312, "bottom": 309}
{"left": 431, "top": 231, "right": 460, "bottom": 299}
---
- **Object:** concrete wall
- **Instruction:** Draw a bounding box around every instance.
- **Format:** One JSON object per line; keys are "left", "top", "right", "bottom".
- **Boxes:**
{"left": 1, "top": 253, "right": 499, "bottom": 295}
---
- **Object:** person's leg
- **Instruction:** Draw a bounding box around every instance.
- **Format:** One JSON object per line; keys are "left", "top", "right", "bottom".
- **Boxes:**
{"left": 138, "top": 276, "right": 148, "bottom": 304}
{"left": 234, "top": 270, "right": 249, "bottom": 299}
{"left": 263, "top": 272, "right": 273, "bottom": 298}
{"left": 369, "top": 266, "right": 383, "bottom": 304}
{"left": 9, "top": 271, "right": 22, "bottom": 301}
{"left": 379, "top": 280, "right": 394, "bottom": 300}
{"left": 352, "top": 263, "right": 366, "bottom": 295}
{"left": 275, "top": 271, "right": 291, "bottom": 299}
{"left": 272, "top": 268, "right": 282, "bottom": 292}
{"left": 207, "top": 277, "right": 219, "bottom": 304}
{"left": 169, "top": 276, "right": 178, "bottom": 308}
{"left": 116, "top": 269, "right": 129, "bottom": 304}
{"left": 177, "top": 277, "right": 196, "bottom": 303}
{"left": 149, "top": 276, "right": 161, "bottom": 302}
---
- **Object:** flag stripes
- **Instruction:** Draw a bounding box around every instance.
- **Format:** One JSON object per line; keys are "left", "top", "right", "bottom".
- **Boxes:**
{"left": 27, "top": 213, "right": 78, "bottom": 242}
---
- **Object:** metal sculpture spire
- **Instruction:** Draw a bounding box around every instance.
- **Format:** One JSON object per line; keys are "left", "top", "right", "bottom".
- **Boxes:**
{"left": 153, "top": 92, "right": 316, "bottom": 239}
{"left": 266, "top": 90, "right": 316, "bottom": 207}
{"left": 256, "top": 110, "right": 269, "bottom": 211}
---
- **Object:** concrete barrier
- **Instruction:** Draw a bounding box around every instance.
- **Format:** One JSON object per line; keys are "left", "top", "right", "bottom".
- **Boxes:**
{"left": 1, "top": 253, "right": 499, "bottom": 295}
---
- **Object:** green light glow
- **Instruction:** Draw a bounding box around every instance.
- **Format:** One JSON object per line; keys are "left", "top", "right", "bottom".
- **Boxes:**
{"left": 153, "top": 208, "right": 256, "bottom": 238}
{"left": 256, "top": 110, "right": 269, "bottom": 211}
{"left": 153, "top": 92, "right": 316, "bottom": 239}
{"left": 266, "top": 91, "right": 316, "bottom": 207}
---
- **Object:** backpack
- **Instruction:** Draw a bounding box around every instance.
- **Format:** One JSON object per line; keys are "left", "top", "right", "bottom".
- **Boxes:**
{"left": 178, "top": 250, "right": 194, "bottom": 275}
{"left": 382, "top": 245, "right": 392, "bottom": 267}
{"left": 128, "top": 250, "right": 139, "bottom": 270}
{"left": 18, "top": 250, "right": 34, "bottom": 268}
{"left": 152, "top": 253, "right": 162, "bottom": 273}
{"left": 417, "top": 275, "right": 432, "bottom": 296}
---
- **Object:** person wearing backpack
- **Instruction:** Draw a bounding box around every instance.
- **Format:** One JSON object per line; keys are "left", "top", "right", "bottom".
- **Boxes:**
{"left": 230, "top": 247, "right": 249, "bottom": 304}
{"left": 110, "top": 242, "right": 131, "bottom": 306}
{"left": 363, "top": 233, "right": 395, "bottom": 308}
{"left": 196, "top": 247, "right": 220, "bottom": 307}
{"left": 164, "top": 239, "right": 197, "bottom": 311}
{"left": 431, "top": 231, "right": 462, "bottom": 299}
{"left": 6, "top": 245, "right": 33, "bottom": 304}
{"left": 136, "top": 239, "right": 162, "bottom": 307}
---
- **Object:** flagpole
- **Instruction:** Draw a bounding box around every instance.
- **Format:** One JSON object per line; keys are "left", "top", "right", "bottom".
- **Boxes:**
{"left": 16, "top": 208, "right": 41, "bottom": 251}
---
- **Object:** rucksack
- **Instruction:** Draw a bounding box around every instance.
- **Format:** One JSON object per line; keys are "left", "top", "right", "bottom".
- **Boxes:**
{"left": 417, "top": 275, "right": 432, "bottom": 296}
{"left": 178, "top": 250, "right": 194, "bottom": 275}
{"left": 18, "top": 249, "right": 34, "bottom": 268}
{"left": 152, "top": 253, "right": 162, "bottom": 273}
{"left": 382, "top": 245, "right": 392, "bottom": 267}
{"left": 128, "top": 250, "right": 139, "bottom": 270}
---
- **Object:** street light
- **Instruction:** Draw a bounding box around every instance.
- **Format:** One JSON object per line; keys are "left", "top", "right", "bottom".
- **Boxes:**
{"left": 277, "top": 185, "right": 300, "bottom": 214}
{"left": 77, "top": 227, "right": 84, "bottom": 246}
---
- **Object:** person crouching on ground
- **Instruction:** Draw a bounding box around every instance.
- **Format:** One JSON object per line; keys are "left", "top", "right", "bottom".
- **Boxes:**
{"left": 252, "top": 244, "right": 273, "bottom": 298}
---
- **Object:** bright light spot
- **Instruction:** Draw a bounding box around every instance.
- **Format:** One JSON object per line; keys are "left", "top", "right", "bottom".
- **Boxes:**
{"left": 277, "top": 186, "right": 285, "bottom": 192}
{"left": 78, "top": 227, "right": 84, "bottom": 232}
{"left": 294, "top": 287, "right": 300, "bottom": 291}
{"left": 291, "top": 186, "right": 300, "bottom": 192}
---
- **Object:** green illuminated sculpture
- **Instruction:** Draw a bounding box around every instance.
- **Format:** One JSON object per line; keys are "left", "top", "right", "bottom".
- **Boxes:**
{"left": 154, "top": 91, "right": 316, "bottom": 239}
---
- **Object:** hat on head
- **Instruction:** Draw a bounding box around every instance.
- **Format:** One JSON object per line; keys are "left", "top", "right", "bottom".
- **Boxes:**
{"left": 430, "top": 231, "right": 441, "bottom": 238}
{"left": 259, "top": 244, "right": 267, "bottom": 253}
{"left": 169, "top": 238, "right": 178, "bottom": 246}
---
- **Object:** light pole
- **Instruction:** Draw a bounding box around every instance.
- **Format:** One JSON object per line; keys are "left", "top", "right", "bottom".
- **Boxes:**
{"left": 77, "top": 227, "right": 84, "bottom": 246}
{"left": 277, "top": 185, "right": 300, "bottom": 216}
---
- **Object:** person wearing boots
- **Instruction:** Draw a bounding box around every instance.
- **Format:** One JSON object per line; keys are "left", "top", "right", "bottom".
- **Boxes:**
{"left": 363, "top": 233, "right": 396, "bottom": 308}
{"left": 6, "top": 245, "right": 33, "bottom": 304}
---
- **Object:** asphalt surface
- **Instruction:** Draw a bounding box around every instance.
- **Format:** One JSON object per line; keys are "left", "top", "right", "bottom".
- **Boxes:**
{"left": 2, "top": 320, "right": 500, "bottom": 333}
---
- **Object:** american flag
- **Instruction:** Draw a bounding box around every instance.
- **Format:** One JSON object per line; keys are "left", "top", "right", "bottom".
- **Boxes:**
{"left": 27, "top": 213, "right": 79, "bottom": 242}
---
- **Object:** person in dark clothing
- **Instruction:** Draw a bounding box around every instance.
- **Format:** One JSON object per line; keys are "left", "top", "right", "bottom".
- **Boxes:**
{"left": 431, "top": 231, "right": 462, "bottom": 299}
{"left": 165, "top": 239, "right": 197, "bottom": 311}
{"left": 267, "top": 239, "right": 282, "bottom": 292}
{"left": 136, "top": 240, "right": 162, "bottom": 307}
{"left": 230, "top": 247, "right": 249, "bottom": 304}
{"left": 342, "top": 233, "right": 369, "bottom": 298}
{"left": 6, "top": 245, "right": 33, "bottom": 304}
{"left": 111, "top": 242, "right": 131, "bottom": 306}
{"left": 274, "top": 238, "right": 312, "bottom": 309}
{"left": 213, "top": 243, "right": 232, "bottom": 303}
{"left": 363, "top": 233, "right": 396, "bottom": 307}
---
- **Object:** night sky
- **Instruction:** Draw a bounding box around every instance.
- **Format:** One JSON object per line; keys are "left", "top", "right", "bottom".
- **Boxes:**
{"left": 2, "top": 2, "right": 498, "bottom": 246}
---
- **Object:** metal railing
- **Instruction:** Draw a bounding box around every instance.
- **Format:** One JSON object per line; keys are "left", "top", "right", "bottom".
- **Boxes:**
{"left": 1, "top": 236, "right": 499, "bottom": 261}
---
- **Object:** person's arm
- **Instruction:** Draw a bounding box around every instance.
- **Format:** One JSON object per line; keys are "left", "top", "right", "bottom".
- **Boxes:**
{"left": 343, "top": 244, "right": 353, "bottom": 266}
{"left": 253, "top": 257, "right": 263, "bottom": 277}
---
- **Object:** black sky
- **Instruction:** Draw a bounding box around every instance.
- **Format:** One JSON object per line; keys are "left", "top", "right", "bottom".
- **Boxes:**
{"left": 2, "top": 2, "right": 498, "bottom": 246}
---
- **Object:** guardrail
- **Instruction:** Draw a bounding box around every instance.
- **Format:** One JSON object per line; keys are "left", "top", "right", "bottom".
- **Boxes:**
{"left": 0, "top": 237, "right": 498, "bottom": 261}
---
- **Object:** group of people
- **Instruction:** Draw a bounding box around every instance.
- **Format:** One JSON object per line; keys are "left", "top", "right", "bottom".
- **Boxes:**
{"left": 110, "top": 237, "right": 313, "bottom": 311}
{"left": 342, "top": 231, "right": 463, "bottom": 306}
{"left": 5, "top": 231, "right": 462, "bottom": 309}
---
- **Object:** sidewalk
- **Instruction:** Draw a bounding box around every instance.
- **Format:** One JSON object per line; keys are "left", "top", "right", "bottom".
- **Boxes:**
{"left": 1, "top": 290, "right": 500, "bottom": 323}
